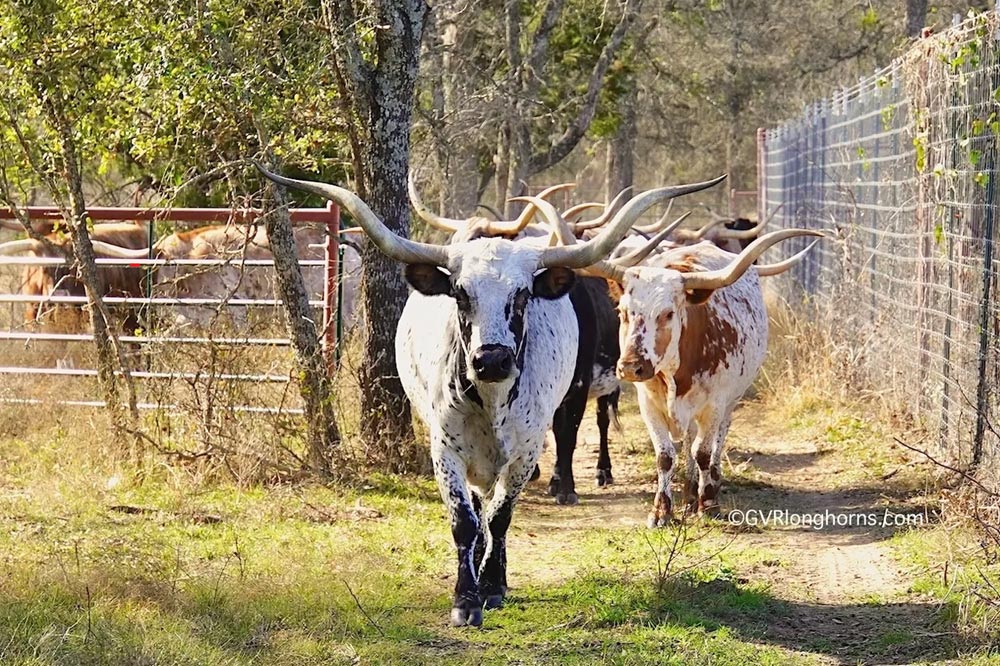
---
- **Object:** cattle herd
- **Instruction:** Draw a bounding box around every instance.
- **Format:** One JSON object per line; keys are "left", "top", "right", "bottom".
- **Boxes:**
{"left": 0, "top": 218, "right": 362, "bottom": 334}
{"left": 256, "top": 166, "right": 822, "bottom": 627}
{"left": 0, "top": 169, "right": 822, "bottom": 628}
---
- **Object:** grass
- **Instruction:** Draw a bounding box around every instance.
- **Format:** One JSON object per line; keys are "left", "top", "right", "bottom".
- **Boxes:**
{"left": 0, "top": 440, "right": 817, "bottom": 666}
{"left": 2, "top": 297, "right": 997, "bottom": 664}
{"left": 890, "top": 518, "right": 1000, "bottom": 644}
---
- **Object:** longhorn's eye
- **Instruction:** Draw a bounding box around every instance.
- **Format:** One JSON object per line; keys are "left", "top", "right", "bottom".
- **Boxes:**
{"left": 512, "top": 288, "right": 529, "bottom": 314}
{"left": 454, "top": 287, "right": 472, "bottom": 313}
{"left": 663, "top": 311, "right": 674, "bottom": 321}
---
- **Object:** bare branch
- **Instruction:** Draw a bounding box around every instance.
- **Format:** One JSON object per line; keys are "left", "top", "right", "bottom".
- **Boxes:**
{"left": 525, "top": 0, "right": 567, "bottom": 83}
{"left": 320, "top": 0, "right": 374, "bottom": 110}
{"left": 529, "top": 0, "right": 642, "bottom": 174}
{"left": 892, "top": 437, "right": 997, "bottom": 497}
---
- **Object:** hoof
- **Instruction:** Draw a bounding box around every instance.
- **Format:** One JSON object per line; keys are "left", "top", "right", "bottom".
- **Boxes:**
{"left": 555, "top": 492, "right": 579, "bottom": 506}
{"left": 646, "top": 511, "right": 674, "bottom": 528}
{"left": 682, "top": 502, "right": 698, "bottom": 519}
{"left": 699, "top": 501, "right": 722, "bottom": 518}
{"left": 547, "top": 477, "right": 560, "bottom": 497}
{"left": 530, "top": 465, "right": 541, "bottom": 482}
{"left": 450, "top": 601, "right": 483, "bottom": 627}
{"left": 596, "top": 469, "right": 614, "bottom": 487}
{"left": 483, "top": 593, "right": 505, "bottom": 610}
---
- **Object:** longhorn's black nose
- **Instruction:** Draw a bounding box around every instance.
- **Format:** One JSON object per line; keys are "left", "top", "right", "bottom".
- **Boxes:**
{"left": 471, "top": 344, "right": 515, "bottom": 382}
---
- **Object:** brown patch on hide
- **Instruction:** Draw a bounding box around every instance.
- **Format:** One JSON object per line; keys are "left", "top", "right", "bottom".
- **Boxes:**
{"left": 672, "top": 301, "right": 740, "bottom": 397}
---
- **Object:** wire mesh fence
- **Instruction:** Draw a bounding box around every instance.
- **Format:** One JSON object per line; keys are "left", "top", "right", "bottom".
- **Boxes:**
{"left": 760, "top": 11, "right": 1000, "bottom": 488}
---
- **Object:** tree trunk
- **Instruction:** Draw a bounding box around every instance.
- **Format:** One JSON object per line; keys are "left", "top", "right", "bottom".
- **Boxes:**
{"left": 46, "top": 99, "right": 138, "bottom": 443}
{"left": 324, "top": 0, "right": 426, "bottom": 469}
{"left": 359, "top": 122, "right": 417, "bottom": 468}
{"left": 496, "top": 0, "right": 523, "bottom": 216}
{"left": 263, "top": 181, "right": 342, "bottom": 474}
{"left": 605, "top": 81, "right": 637, "bottom": 203}
{"left": 494, "top": 0, "right": 639, "bottom": 212}
{"left": 905, "top": 0, "right": 928, "bottom": 38}
{"left": 435, "top": 2, "right": 481, "bottom": 217}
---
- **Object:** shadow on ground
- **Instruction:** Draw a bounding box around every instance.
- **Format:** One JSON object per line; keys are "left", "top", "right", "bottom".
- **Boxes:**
{"left": 652, "top": 577, "right": 958, "bottom": 665}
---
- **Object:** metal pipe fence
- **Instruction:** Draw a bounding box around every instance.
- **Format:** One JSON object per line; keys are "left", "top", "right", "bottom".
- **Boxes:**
{"left": 0, "top": 204, "right": 350, "bottom": 420}
{"left": 759, "top": 11, "right": 1000, "bottom": 488}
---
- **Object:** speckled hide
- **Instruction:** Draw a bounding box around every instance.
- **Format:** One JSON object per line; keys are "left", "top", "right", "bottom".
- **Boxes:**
{"left": 394, "top": 236, "right": 578, "bottom": 627}
{"left": 151, "top": 224, "right": 327, "bottom": 331}
{"left": 462, "top": 225, "right": 623, "bottom": 500}
{"left": 614, "top": 241, "right": 768, "bottom": 526}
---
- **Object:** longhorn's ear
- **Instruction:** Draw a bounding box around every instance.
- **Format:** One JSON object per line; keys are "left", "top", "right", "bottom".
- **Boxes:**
{"left": 606, "top": 280, "right": 624, "bottom": 304}
{"left": 533, "top": 267, "right": 575, "bottom": 300}
{"left": 404, "top": 264, "right": 452, "bottom": 296}
{"left": 685, "top": 288, "right": 714, "bottom": 305}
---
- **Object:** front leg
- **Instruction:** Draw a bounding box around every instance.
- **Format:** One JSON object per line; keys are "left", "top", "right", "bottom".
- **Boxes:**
{"left": 549, "top": 388, "right": 587, "bottom": 505}
{"left": 431, "top": 446, "right": 483, "bottom": 627}
{"left": 636, "top": 384, "right": 681, "bottom": 528}
{"left": 479, "top": 455, "right": 536, "bottom": 609}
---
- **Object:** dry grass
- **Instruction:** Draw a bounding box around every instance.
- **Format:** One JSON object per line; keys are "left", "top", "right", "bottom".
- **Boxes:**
{"left": 757, "top": 290, "right": 928, "bottom": 437}
{"left": 757, "top": 291, "right": 1000, "bottom": 644}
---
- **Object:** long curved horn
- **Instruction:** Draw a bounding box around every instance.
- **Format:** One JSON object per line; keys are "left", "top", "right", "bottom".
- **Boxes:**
{"left": 582, "top": 261, "right": 625, "bottom": 283}
{"left": 632, "top": 199, "right": 675, "bottom": 234}
{"left": 91, "top": 241, "right": 149, "bottom": 258}
{"left": 409, "top": 174, "right": 575, "bottom": 236}
{"left": 671, "top": 218, "right": 725, "bottom": 241}
{"left": 613, "top": 212, "right": 692, "bottom": 267}
{"left": 570, "top": 187, "right": 634, "bottom": 232}
{"left": 694, "top": 218, "right": 727, "bottom": 239}
{"left": 540, "top": 176, "right": 727, "bottom": 268}
{"left": 0, "top": 219, "right": 27, "bottom": 231}
{"left": 563, "top": 202, "right": 604, "bottom": 224}
{"left": 681, "top": 229, "right": 824, "bottom": 291}
{"left": 714, "top": 222, "right": 763, "bottom": 240}
{"left": 407, "top": 173, "right": 465, "bottom": 233}
{"left": 0, "top": 239, "right": 41, "bottom": 255}
{"left": 257, "top": 164, "right": 450, "bottom": 266}
{"left": 509, "top": 196, "right": 576, "bottom": 245}
{"left": 485, "top": 183, "right": 576, "bottom": 236}
{"left": 700, "top": 205, "right": 730, "bottom": 223}
{"left": 755, "top": 240, "right": 819, "bottom": 277}
{"left": 516, "top": 174, "right": 727, "bottom": 269}
{"left": 476, "top": 203, "right": 503, "bottom": 220}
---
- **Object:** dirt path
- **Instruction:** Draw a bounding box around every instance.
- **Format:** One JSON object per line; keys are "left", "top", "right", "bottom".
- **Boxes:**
{"left": 509, "top": 400, "right": 955, "bottom": 665}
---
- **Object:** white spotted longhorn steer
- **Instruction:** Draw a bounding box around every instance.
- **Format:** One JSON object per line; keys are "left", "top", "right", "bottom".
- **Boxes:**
{"left": 605, "top": 231, "right": 823, "bottom": 525}
{"left": 257, "top": 164, "right": 724, "bottom": 627}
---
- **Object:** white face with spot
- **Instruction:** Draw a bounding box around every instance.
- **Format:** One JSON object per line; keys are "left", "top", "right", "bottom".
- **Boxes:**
{"left": 404, "top": 238, "right": 575, "bottom": 384}
{"left": 614, "top": 266, "right": 691, "bottom": 383}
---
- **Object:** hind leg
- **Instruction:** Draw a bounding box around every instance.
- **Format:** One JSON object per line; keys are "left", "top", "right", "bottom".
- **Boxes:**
{"left": 684, "top": 437, "right": 699, "bottom": 515}
{"left": 693, "top": 413, "right": 727, "bottom": 516}
{"left": 595, "top": 389, "right": 618, "bottom": 487}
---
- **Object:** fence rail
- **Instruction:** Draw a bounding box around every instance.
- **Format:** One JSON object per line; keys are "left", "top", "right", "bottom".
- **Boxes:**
{"left": 760, "top": 10, "right": 1000, "bottom": 488}
{"left": 0, "top": 203, "right": 348, "bottom": 419}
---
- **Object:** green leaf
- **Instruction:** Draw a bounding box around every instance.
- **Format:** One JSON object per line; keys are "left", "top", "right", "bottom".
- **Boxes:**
{"left": 861, "top": 7, "right": 879, "bottom": 29}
